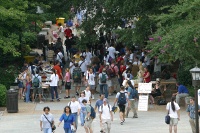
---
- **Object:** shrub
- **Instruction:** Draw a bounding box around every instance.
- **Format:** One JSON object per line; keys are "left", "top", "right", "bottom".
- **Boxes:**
{"left": 0, "top": 84, "right": 7, "bottom": 107}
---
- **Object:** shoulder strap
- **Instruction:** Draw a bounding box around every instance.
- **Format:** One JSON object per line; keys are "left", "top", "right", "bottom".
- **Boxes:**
{"left": 43, "top": 114, "right": 52, "bottom": 125}
{"left": 79, "top": 60, "right": 85, "bottom": 67}
{"left": 69, "top": 102, "right": 71, "bottom": 107}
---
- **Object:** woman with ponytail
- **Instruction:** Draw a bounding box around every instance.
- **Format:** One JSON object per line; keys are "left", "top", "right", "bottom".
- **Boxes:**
{"left": 166, "top": 96, "right": 180, "bottom": 133}
{"left": 50, "top": 69, "right": 60, "bottom": 102}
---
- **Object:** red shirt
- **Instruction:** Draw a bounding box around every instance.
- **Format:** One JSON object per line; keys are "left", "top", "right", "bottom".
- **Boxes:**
{"left": 117, "top": 56, "right": 123, "bottom": 63}
{"left": 120, "top": 65, "right": 126, "bottom": 74}
{"left": 53, "top": 65, "right": 62, "bottom": 79}
{"left": 98, "top": 65, "right": 104, "bottom": 73}
{"left": 64, "top": 28, "right": 72, "bottom": 38}
{"left": 143, "top": 72, "right": 151, "bottom": 83}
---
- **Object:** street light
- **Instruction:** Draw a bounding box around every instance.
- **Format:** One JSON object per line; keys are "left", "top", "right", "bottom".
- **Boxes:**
{"left": 190, "top": 66, "right": 200, "bottom": 133}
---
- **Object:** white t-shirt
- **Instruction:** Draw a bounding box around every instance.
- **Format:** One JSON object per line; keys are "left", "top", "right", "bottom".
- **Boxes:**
{"left": 86, "top": 73, "right": 95, "bottom": 85}
{"left": 133, "top": 61, "right": 140, "bottom": 65}
{"left": 57, "top": 52, "right": 63, "bottom": 63}
{"left": 166, "top": 102, "right": 180, "bottom": 118}
{"left": 40, "top": 113, "right": 54, "bottom": 128}
{"left": 107, "top": 46, "right": 116, "bottom": 59}
{"left": 68, "top": 101, "right": 81, "bottom": 113}
{"left": 79, "top": 60, "right": 87, "bottom": 73}
{"left": 69, "top": 62, "right": 75, "bottom": 74}
{"left": 99, "top": 104, "right": 112, "bottom": 119}
{"left": 84, "top": 52, "right": 93, "bottom": 63}
{"left": 122, "top": 79, "right": 134, "bottom": 87}
{"left": 129, "top": 53, "right": 134, "bottom": 62}
{"left": 50, "top": 74, "right": 59, "bottom": 86}
{"left": 59, "top": 26, "right": 64, "bottom": 32}
{"left": 84, "top": 90, "right": 91, "bottom": 100}
{"left": 144, "top": 56, "right": 150, "bottom": 66}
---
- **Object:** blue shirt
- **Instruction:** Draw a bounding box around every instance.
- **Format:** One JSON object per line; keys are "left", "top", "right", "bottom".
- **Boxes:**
{"left": 186, "top": 104, "right": 200, "bottom": 119}
{"left": 95, "top": 99, "right": 103, "bottom": 110}
{"left": 127, "top": 87, "right": 133, "bottom": 99}
{"left": 59, "top": 113, "right": 75, "bottom": 128}
{"left": 178, "top": 85, "right": 189, "bottom": 94}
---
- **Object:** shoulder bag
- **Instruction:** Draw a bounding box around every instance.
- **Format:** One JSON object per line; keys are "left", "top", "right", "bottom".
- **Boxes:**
{"left": 43, "top": 114, "right": 56, "bottom": 131}
{"left": 165, "top": 103, "right": 170, "bottom": 124}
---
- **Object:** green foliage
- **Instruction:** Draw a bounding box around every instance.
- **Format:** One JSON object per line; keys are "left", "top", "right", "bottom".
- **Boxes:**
{"left": 0, "top": 84, "right": 7, "bottom": 107}
{"left": 187, "top": 86, "right": 195, "bottom": 97}
{"left": 22, "top": 32, "right": 37, "bottom": 48}
{"left": 0, "top": 66, "right": 19, "bottom": 89}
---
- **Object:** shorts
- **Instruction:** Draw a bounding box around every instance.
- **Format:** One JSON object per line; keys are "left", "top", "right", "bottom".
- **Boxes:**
{"left": 18, "top": 81, "right": 23, "bottom": 88}
{"left": 111, "top": 77, "right": 118, "bottom": 86}
{"left": 84, "top": 118, "right": 93, "bottom": 128}
{"left": 107, "top": 80, "right": 112, "bottom": 87}
{"left": 58, "top": 79, "right": 62, "bottom": 86}
{"left": 90, "top": 85, "right": 95, "bottom": 90}
{"left": 65, "top": 82, "right": 71, "bottom": 90}
{"left": 170, "top": 118, "right": 178, "bottom": 126}
{"left": 118, "top": 104, "right": 126, "bottom": 113}
{"left": 33, "top": 87, "right": 42, "bottom": 95}
{"left": 74, "top": 82, "right": 81, "bottom": 87}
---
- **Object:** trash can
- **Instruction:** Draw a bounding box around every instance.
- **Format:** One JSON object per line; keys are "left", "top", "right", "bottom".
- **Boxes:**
{"left": 7, "top": 89, "right": 18, "bottom": 113}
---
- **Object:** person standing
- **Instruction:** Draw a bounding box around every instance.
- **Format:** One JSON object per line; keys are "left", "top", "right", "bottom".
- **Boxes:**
{"left": 50, "top": 69, "right": 60, "bottom": 102}
{"left": 32, "top": 70, "right": 43, "bottom": 103}
{"left": 58, "top": 106, "right": 75, "bottom": 133}
{"left": 99, "top": 98, "right": 113, "bottom": 133}
{"left": 53, "top": 60, "right": 63, "bottom": 94}
{"left": 68, "top": 96, "right": 81, "bottom": 130}
{"left": 72, "top": 63, "right": 82, "bottom": 96}
{"left": 58, "top": 23, "right": 64, "bottom": 43}
{"left": 82, "top": 99, "right": 93, "bottom": 133}
{"left": 186, "top": 98, "right": 200, "bottom": 133}
{"left": 86, "top": 68, "right": 96, "bottom": 99}
{"left": 113, "top": 86, "right": 128, "bottom": 125}
{"left": 40, "top": 107, "right": 54, "bottom": 133}
{"left": 64, "top": 68, "right": 71, "bottom": 99}
{"left": 25, "top": 72, "right": 32, "bottom": 103}
{"left": 173, "top": 82, "right": 189, "bottom": 105}
{"left": 143, "top": 67, "right": 151, "bottom": 83}
{"left": 107, "top": 44, "right": 116, "bottom": 60}
{"left": 99, "top": 69, "right": 109, "bottom": 98}
{"left": 166, "top": 97, "right": 180, "bottom": 133}
{"left": 78, "top": 92, "right": 88, "bottom": 126}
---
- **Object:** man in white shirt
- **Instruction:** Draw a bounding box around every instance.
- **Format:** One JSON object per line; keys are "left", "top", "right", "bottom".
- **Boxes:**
{"left": 107, "top": 44, "right": 116, "bottom": 59}
{"left": 56, "top": 50, "right": 64, "bottom": 66}
{"left": 68, "top": 96, "right": 81, "bottom": 130}
{"left": 78, "top": 56, "right": 87, "bottom": 76}
{"left": 99, "top": 98, "right": 113, "bottom": 133}
{"left": 82, "top": 49, "right": 93, "bottom": 64}
{"left": 58, "top": 23, "right": 64, "bottom": 43}
{"left": 122, "top": 73, "right": 134, "bottom": 87}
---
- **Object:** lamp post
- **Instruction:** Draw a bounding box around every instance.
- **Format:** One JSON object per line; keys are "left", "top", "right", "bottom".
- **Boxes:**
{"left": 35, "top": 6, "right": 44, "bottom": 32}
{"left": 190, "top": 66, "right": 200, "bottom": 133}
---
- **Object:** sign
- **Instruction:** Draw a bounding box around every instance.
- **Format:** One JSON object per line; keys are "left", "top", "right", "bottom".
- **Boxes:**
{"left": 138, "top": 83, "right": 152, "bottom": 93}
{"left": 138, "top": 95, "right": 149, "bottom": 111}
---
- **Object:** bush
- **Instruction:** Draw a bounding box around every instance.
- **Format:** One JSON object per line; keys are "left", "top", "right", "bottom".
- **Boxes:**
{"left": 187, "top": 86, "right": 195, "bottom": 97}
{"left": 0, "top": 84, "right": 7, "bottom": 107}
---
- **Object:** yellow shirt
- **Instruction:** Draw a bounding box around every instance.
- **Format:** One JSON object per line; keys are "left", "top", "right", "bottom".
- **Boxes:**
{"left": 73, "top": 54, "right": 80, "bottom": 63}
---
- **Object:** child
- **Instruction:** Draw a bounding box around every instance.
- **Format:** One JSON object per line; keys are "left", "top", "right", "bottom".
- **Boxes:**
{"left": 84, "top": 86, "right": 91, "bottom": 101}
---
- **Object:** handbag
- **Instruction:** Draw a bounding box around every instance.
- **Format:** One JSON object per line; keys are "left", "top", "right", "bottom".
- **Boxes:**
{"left": 43, "top": 114, "right": 56, "bottom": 131}
{"left": 165, "top": 103, "right": 170, "bottom": 124}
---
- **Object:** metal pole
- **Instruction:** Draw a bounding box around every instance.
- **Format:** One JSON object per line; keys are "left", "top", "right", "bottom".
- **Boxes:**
{"left": 195, "top": 87, "right": 199, "bottom": 133}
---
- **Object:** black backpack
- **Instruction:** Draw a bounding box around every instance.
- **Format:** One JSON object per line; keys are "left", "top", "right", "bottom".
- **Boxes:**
{"left": 117, "top": 92, "right": 127, "bottom": 105}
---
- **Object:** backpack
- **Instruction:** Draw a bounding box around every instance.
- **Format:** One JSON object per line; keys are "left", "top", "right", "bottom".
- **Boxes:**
{"left": 73, "top": 68, "right": 82, "bottom": 82}
{"left": 130, "top": 88, "right": 139, "bottom": 99}
{"left": 90, "top": 105, "right": 96, "bottom": 119}
{"left": 109, "top": 66, "right": 116, "bottom": 78}
{"left": 100, "top": 73, "right": 107, "bottom": 83}
{"left": 117, "top": 92, "right": 127, "bottom": 105}
{"left": 33, "top": 75, "right": 40, "bottom": 88}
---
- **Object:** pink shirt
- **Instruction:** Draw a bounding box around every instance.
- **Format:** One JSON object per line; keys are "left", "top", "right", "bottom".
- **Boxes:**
{"left": 110, "top": 64, "right": 119, "bottom": 75}
{"left": 65, "top": 72, "right": 70, "bottom": 82}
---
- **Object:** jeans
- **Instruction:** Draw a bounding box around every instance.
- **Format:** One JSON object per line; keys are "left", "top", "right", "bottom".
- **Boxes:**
{"left": 43, "top": 128, "right": 52, "bottom": 133}
{"left": 51, "top": 86, "right": 59, "bottom": 100}
{"left": 72, "top": 113, "right": 78, "bottom": 129}
{"left": 100, "top": 84, "right": 108, "bottom": 98}
{"left": 64, "top": 128, "right": 72, "bottom": 133}
{"left": 26, "top": 84, "right": 31, "bottom": 102}
{"left": 80, "top": 107, "right": 86, "bottom": 126}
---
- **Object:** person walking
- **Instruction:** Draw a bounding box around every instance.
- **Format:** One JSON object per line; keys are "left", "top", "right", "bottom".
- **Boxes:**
{"left": 99, "top": 68, "right": 109, "bottom": 98}
{"left": 126, "top": 80, "right": 138, "bottom": 118}
{"left": 58, "top": 106, "right": 75, "bottom": 133}
{"left": 86, "top": 68, "right": 96, "bottom": 99}
{"left": 64, "top": 68, "right": 71, "bottom": 99}
{"left": 72, "top": 63, "right": 82, "bottom": 96}
{"left": 32, "top": 70, "right": 43, "bottom": 103}
{"left": 82, "top": 99, "right": 93, "bottom": 133}
{"left": 68, "top": 96, "right": 81, "bottom": 131}
{"left": 50, "top": 69, "right": 60, "bottom": 102}
{"left": 25, "top": 72, "right": 32, "bottom": 103}
{"left": 99, "top": 98, "right": 113, "bottom": 133}
{"left": 186, "top": 97, "right": 200, "bottom": 133}
{"left": 78, "top": 91, "right": 88, "bottom": 126}
{"left": 166, "top": 97, "right": 180, "bottom": 133}
{"left": 53, "top": 60, "right": 63, "bottom": 94}
{"left": 113, "top": 86, "right": 128, "bottom": 125}
{"left": 40, "top": 107, "right": 54, "bottom": 133}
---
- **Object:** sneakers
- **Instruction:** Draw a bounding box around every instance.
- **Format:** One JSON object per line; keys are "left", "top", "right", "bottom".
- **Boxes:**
{"left": 64, "top": 96, "right": 70, "bottom": 99}
{"left": 133, "top": 115, "right": 138, "bottom": 118}
{"left": 76, "top": 92, "right": 79, "bottom": 96}
{"left": 92, "top": 95, "right": 95, "bottom": 100}
{"left": 57, "top": 99, "right": 60, "bottom": 102}
{"left": 120, "top": 121, "right": 123, "bottom": 125}
{"left": 39, "top": 101, "right": 44, "bottom": 104}
{"left": 50, "top": 100, "right": 54, "bottom": 102}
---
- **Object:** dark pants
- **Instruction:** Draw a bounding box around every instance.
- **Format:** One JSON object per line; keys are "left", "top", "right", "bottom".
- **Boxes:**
{"left": 100, "top": 84, "right": 108, "bottom": 98}
{"left": 51, "top": 86, "right": 59, "bottom": 100}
